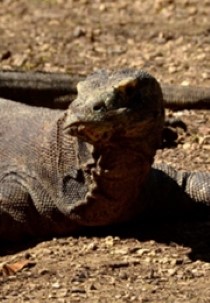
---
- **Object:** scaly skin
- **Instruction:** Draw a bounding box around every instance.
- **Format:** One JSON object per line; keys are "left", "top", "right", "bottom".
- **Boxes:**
{"left": 1, "top": 68, "right": 210, "bottom": 243}
{"left": 0, "top": 69, "right": 164, "bottom": 241}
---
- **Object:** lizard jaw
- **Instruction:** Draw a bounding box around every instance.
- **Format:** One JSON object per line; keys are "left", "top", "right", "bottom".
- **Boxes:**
{"left": 64, "top": 109, "right": 162, "bottom": 145}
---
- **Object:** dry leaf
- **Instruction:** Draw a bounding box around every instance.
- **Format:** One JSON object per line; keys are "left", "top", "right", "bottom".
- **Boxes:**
{"left": 1, "top": 259, "right": 36, "bottom": 276}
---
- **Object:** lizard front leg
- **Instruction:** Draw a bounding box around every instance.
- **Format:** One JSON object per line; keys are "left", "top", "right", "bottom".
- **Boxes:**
{"left": 0, "top": 181, "right": 35, "bottom": 241}
{"left": 142, "top": 164, "right": 210, "bottom": 217}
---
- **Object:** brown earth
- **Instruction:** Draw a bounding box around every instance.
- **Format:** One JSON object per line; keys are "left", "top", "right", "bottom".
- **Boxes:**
{"left": 1, "top": 0, "right": 210, "bottom": 302}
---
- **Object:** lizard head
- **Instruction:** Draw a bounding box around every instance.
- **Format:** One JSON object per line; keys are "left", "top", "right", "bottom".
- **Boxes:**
{"left": 61, "top": 70, "right": 165, "bottom": 223}
{"left": 63, "top": 69, "right": 164, "bottom": 148}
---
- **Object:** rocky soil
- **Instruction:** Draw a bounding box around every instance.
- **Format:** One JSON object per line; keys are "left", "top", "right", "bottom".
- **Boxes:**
{"left": 1, "top": 0, "right": 210, "bottom": 302}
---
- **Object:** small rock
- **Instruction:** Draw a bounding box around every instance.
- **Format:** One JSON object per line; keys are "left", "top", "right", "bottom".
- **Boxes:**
{"left": 114, "top": 248, "right": 129, "bottom": 255}
{"left": 73, "top": 27, "right": 86, "bottom": 38}
{"left": 86, "top": 242, "right": 98, "bottom": 251}
{"left": 52, "top": 282, "right": 61, "bottom": 289}
{"left": 168, "top": 65, "right": 177, "bottom": 74}
{"left": 99, "top": 3, "right": 107, "bottom": 11}
{"left": 182, "top": 142, "right": 191, "bottom": 150}
{"left": 135, "top": 248, "right": 150, "bottom": 256}
{"left": 181, "top": 80, "right": 190, "bottom": 86}
{"left": 168, "top": 268, "right": 177, "bottom": 276}
{"left": 104, "top": 236, "right": 114, "bottom": 247}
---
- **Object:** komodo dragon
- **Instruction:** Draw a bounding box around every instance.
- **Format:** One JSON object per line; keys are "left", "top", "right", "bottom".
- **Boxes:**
{"left": 0, "top": 69, "right": 210, "bottom": 242}
{"left": 1, "top": 70, "right": 210, "bottom": 110}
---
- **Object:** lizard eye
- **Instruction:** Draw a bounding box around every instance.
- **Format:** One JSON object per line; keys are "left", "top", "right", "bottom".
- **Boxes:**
{"left": 93, "top": 101, "right": 107, "bottom": 112}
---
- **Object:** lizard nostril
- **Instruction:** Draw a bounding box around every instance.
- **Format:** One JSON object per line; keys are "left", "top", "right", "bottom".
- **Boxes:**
{"left": 93, "top": 101, "right": 106, "bottom": 112}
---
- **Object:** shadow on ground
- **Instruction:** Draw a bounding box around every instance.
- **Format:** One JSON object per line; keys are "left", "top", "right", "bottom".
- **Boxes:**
{"left": 81, "top": 211, "right": 210, "bottom": 263}
{"left": 2, "top": 206, "right": 210, "bottom": 263}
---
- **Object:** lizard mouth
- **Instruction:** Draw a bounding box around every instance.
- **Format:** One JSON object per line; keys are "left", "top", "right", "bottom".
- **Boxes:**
{"left": 65, "top": 107, "right": 160, "bottom": 145}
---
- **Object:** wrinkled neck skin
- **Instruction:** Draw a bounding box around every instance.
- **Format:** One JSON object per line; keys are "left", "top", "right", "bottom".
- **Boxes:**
{"left": 86, "top": 139, "right": 153, "bottom": 199}
{"left": 72, "top": 137, "right": 157, "bottom": 225}
{"left": 54, "top": 115, "right": 160, "bottom": 225}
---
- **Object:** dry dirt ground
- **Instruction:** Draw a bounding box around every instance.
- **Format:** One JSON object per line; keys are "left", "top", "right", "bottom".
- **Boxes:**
{"left": 1, "top": 0, "right": 210, "bottom": 302}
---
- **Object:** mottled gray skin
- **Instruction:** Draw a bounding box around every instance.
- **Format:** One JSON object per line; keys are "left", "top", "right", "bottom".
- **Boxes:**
{"left": 143, "top": 164, "right": 210, "bottom": 215}
{"left": 0, "top": 69, "right": 210, "bottom": 243}
{"left": 0, "top": 69, "right": 164, "bottom": 241}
